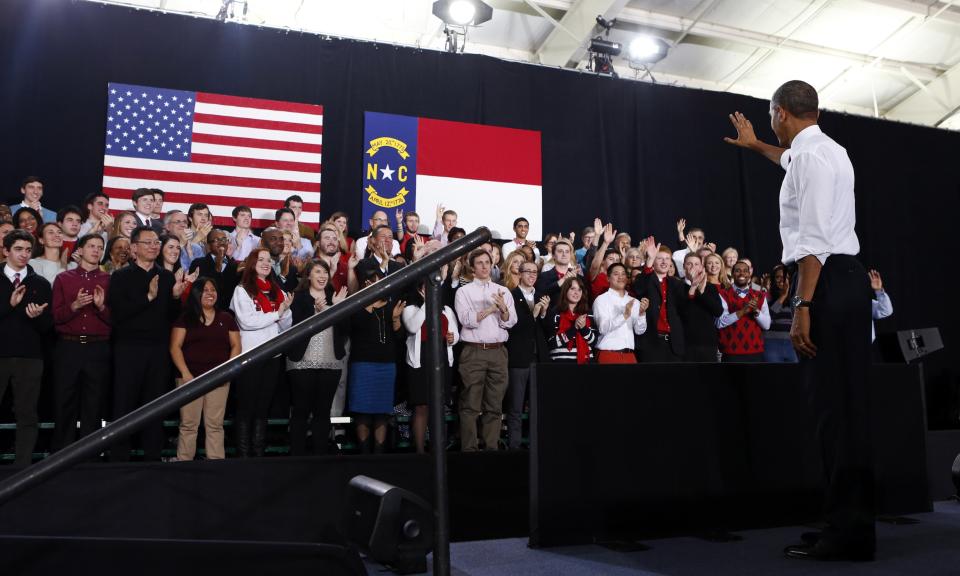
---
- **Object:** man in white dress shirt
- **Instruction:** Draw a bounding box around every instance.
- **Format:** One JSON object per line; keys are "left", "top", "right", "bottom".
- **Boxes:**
{"left": 592, "top": 263, "right": 649, "bottom": 364}
{"left": 726, "top": 80, "right": 875, "bottom": 561}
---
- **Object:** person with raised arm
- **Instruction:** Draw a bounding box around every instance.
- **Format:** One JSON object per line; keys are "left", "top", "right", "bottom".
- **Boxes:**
{"left": 725, "top": 80, "right": 874, "bottom": 561}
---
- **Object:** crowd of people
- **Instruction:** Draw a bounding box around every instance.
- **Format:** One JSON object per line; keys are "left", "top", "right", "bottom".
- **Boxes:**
{"left": 0, "top": 176, "right": 894, "bottom": 464}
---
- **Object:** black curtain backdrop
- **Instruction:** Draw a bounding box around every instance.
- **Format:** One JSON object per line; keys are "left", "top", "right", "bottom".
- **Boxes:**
{"left": 1, "top": 0, "right": 958, "bottom": 423}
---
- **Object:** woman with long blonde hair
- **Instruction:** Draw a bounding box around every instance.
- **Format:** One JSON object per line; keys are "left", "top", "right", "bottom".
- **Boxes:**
{"left": 500, "top": 252, "right": 526, "bottom": 290}
{"left": 704, "top": 252, "right": 731, "bottom": 289}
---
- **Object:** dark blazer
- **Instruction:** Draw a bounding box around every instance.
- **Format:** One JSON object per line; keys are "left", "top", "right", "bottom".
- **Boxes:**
{"left": 285, "top": 290, "right": 347, "bottom": 362}
{"left": 355, "top": 256, "right": 404, "bottom": 280}
{"left": 506, "top": 287, "right": 550, "bottom": 368}
{"left": 270, "top": 263, "right": 300, "bottom": 293}
{"left": 533, "top": 266, "right": 574, "bottom": 303}
{"left": 0, "top": 264, "right": 53, "bottom": 358}
{"left": 189, "top": 254, "right": 240, "bottom": 312}
{"left": 133, "top": 213, "right": 164, "bottom": 235}
{"left": 632, "top": 270, "right": 688, "bottom": 357}
{"left": 681, "top": 282, "right": 724, "bottom": 348}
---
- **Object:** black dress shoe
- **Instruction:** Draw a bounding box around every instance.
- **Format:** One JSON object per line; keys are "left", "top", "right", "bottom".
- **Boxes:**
{"left": 800, "top": 531, "right": 821, "bottom": 545}
{"left": 784, "top": 541, "right": 874, "bottom": 562}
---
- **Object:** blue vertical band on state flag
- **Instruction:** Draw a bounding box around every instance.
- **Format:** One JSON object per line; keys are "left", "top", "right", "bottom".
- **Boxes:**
{"left": 361, "top": 112, "right": 418, "bottom": 227}
{"left": 105, "top": 83, "right": 197, "bottom": 161}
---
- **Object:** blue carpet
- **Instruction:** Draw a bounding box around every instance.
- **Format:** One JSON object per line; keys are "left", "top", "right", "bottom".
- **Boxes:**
{"left": 365, "top": 500, "right": 960, "bottom": 575}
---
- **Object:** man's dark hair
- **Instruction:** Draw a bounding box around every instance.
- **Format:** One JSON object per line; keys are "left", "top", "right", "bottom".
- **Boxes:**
{"left": 372, "top": 224, "right": 393, "bottom": 238}
{"left": 468, "top": 248, "right": 491, "bottom": 267}
{"left": 57, "top": 205, "right": 82, "bottom": 223}
{"left": 275, "top": 207, "right": 295, "bottom": 222}
{"left": 187, "top": 203, "right": 210, "bottom": 219}
{"left": 772, "top": 80, "right": 819, "bottom": 120}
{"left": 284, "top": 195, "right": 304, "bottom": 207}
{"left": 130, "top": 225, "right": 157, "bottom": 244}
{"left": 150, "top": 188, "right": 165, "bottom": 198}
{"left": 4, "top": 229, "right": 35, "bottom": 250}
{"left": 232, "top": 205, "right": 252, "bottom": 219}
{"left": 81, "top": 192, "right": 109, "bottom": 220}
{"left": 603, "top": 248, "right": 620, "bottom": 261}
{"left": 132, "top": 188, "right": 154, "bottom": 203}
{"left": 606, "top": 262, "right": 627, "bottom": 278}
{"left": 513, "top": 217, "right": 529, "bottom": 229}
{"left": 687, "top": 227, "right": 704, "bottom": 236}
{"left": 20, "top": 176, "right": 42, "bottom": 189}
{"left": 447, "top": 227, "right": 465, "bottom": 243}
{"left": 76, "top": 233, "right": 105, "bottom": 250}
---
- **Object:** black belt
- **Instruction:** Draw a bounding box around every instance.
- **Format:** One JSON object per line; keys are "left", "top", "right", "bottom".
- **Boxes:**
{"left": 60, "top": 334, "right": 110, "bottom": 344}
{"left": 656, "top": 333, "right": 671, "bottom": 341}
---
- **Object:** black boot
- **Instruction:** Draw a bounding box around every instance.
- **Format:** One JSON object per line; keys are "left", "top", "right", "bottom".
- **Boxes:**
{"left": 252, "top": 419, "right": 267, "bottom": 458}
{"left": 235, "top": 419, "right": 251, "bottom": 458}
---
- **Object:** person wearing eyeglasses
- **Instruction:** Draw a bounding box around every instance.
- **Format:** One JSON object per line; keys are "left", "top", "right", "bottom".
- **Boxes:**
{"left": 107, "top": 226, "right": 186, "bottom": 461}
{"left": 504, "top": 262, "right": 550, "bottom": 450}
{"left": 189, "top": 229, "right": 240, "bottom": 312}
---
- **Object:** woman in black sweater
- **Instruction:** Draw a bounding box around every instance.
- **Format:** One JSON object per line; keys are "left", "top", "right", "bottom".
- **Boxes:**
{"left": 347, "top": 267, "right": 405, "bottom": 453}
{"left": 286, "top": 260, "right": 349, "bottom": 455}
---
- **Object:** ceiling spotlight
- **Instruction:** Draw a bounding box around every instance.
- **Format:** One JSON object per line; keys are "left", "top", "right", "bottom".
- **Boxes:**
{"left": 627, "top": 36, "right": 669, "bottom": 64}
{"left": 432, "top": 0, "right": 493, "bottom": 26}
{"left": 449, "top": 1, "right": 476, "bottom": 25}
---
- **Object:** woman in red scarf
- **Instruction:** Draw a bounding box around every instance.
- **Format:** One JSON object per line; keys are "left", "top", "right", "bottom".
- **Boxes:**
{"left": 544, "top": 276, "right": 597, "bottom": 363}
{"left": 229, "top": 248, "right": 292, "bottom": 457}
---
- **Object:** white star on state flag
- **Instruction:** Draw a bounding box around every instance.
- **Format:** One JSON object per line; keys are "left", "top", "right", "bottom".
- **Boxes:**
{"left": 380, "top": 165, "right": 395, "bottom": 180}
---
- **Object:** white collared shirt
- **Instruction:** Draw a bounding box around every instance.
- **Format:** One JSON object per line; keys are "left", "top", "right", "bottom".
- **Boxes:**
{"left": 778, "top": 125, "right": 859, "bottom": 265}
{"left": 229, "top": 229, "right": 260, "bottom": 261}
{"left": 354, "top": 236, "right": 400, "bottom": 259}
{"left": 592, "top": 289, "right": 647, "bottom": 350}
{"left": 3, "top": 263, "right": 25, "bottom": 284}
{"left": 519, "top": 284, "right": 535, "bottom": 306}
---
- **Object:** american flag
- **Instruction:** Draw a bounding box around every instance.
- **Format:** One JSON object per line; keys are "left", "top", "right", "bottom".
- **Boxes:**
{"left": 101, "top": 82, "right": 322, "bottom": 229}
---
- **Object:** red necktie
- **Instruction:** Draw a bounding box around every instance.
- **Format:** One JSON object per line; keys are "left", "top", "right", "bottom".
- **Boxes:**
{"left": 12, "top": 272, "right": 21, "bottom": 289}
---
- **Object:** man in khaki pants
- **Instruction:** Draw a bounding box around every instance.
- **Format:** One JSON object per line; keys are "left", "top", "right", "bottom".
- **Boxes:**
{"left": 454, "top": 249, "right": 517, "bottom": 451}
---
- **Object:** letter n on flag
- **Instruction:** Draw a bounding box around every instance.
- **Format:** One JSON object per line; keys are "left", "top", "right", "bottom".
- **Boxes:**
{"left": 101, "top": 82, "right": 322, "bottom": 229}
{"left": 362, "top": 112, "right": 542, "bottom": 239}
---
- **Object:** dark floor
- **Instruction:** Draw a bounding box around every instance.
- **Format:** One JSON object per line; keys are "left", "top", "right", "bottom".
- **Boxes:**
{"left": 366, "top": 500, "right": 960, "bottom": 575}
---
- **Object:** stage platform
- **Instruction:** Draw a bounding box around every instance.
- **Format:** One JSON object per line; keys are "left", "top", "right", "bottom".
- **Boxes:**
{"left": 370, "top": 500, "right": 960, "bottom": 575}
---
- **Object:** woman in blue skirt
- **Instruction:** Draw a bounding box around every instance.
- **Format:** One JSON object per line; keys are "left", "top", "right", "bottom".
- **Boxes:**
{"left": 348, "top": 268, "right": 406, "bottom": 453}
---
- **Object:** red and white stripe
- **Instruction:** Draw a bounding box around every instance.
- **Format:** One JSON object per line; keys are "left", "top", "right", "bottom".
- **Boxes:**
{"left": 103, "top": 91, "right": 322, "bottom": 229}
{"left": 413, "top": 117, "right": 542, "bottom": 240}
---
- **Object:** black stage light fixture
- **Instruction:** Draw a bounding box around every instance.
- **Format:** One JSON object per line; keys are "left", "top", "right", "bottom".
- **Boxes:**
{"left": 432, "top": 0, "right": 494, "bottom": 26}
{"left": 588, "top": 15, "right": 620, "bottom": 77}
{"left": 589, "top": 38, "right": 622, "bottom": 56}
{"left": 340, "top": 475, "right": 434, "bottom": 575}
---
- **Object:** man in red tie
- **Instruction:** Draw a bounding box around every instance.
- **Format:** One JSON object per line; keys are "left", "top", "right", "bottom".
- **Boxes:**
{"left": 0, "top": 229, "right": 53, "bottom": 466}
